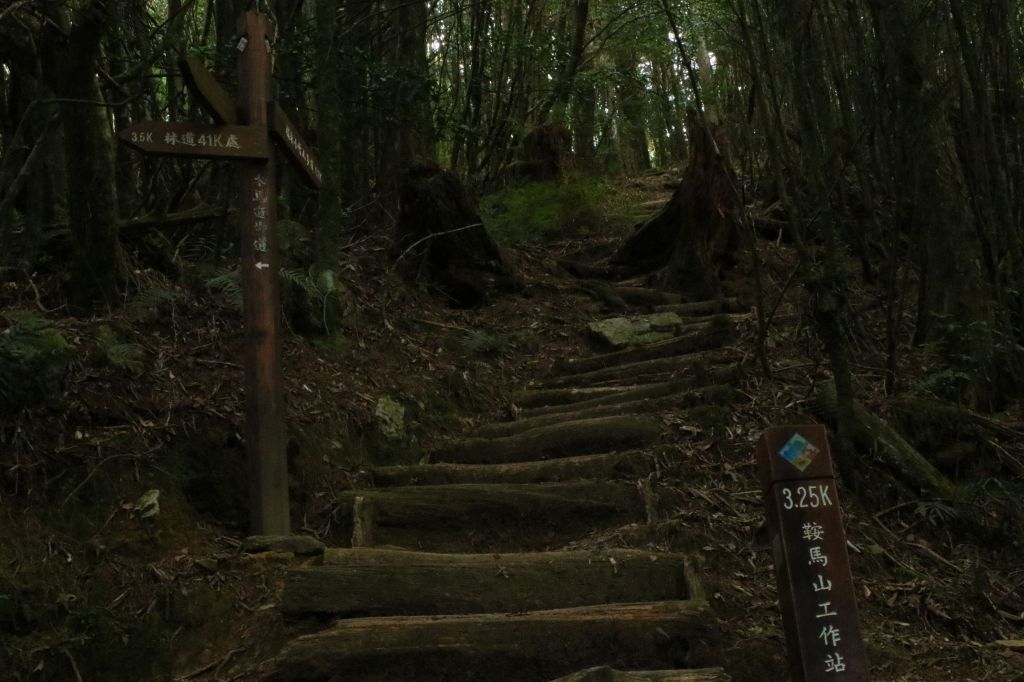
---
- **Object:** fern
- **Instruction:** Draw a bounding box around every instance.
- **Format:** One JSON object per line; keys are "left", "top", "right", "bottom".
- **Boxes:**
{"left": 127, "top": 288, "right": 186, "bottom": 322}
{"left": 0, "top": 311, "right": 71, "bottom": 413}
{"left": 206, "top": 269, "right": 243, "bottom": 310}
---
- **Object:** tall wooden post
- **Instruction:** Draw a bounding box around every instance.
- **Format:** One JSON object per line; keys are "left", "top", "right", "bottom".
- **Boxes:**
{"left": 237, "top": 12, "right": 289, "bottom": 535}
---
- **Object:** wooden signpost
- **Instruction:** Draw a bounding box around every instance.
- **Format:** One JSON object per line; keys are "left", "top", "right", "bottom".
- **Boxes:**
{"left": 758, "top": 425, "right": 869, "bottom": 681}
{"left": 118, "top": 11, "right": 321, "bottom": 536}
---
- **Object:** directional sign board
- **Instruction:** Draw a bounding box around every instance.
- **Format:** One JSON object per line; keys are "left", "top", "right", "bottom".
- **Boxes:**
{"left": 119, "top": 122, "right": 270, "bottom": 160}
{"left": 758, "top": 426, "right": 868, "bottom": 681}
{"left": 269, "top": 103, "right": 322, "bottom": 188}
{"left": 117, "top": 11, "right": 321, "bottom": 537}
{"left": 180, "top": 55, "right": 239, "bottom": 125}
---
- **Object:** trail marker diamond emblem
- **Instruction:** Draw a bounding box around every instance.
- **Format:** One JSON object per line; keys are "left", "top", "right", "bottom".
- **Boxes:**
{"left": 778, "top": 433, "right": 820, "bottom": 472}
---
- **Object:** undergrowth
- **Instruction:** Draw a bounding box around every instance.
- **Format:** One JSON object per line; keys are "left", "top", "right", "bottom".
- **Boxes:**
{"left": 480, "top": 179, "right": 622, "bottom": 245}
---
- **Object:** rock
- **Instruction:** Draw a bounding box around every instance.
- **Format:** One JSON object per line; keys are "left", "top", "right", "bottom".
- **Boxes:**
{"left": 375, "top": 396, "right": 406, "bottom": 439}
{"left": 129, "top": 489, "right": 160, "bottom": 519}
{"left": 243, "top": 535, "right": 326, "bottom": 556}
{"left": 588, "top": 313, "right": 684, "bottom": 350}
{"left": 195, "top": 557, "right": 219, "bottom": 573}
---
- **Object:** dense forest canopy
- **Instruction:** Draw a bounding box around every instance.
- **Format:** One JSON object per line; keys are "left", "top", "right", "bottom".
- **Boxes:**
{"left": 3, "top": 0, "right": 1022, "bottom": 410}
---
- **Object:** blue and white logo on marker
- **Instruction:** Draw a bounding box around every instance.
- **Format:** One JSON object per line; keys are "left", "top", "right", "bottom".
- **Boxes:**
{"left": 778, "top": 433, "right": 820, "bottom": 472}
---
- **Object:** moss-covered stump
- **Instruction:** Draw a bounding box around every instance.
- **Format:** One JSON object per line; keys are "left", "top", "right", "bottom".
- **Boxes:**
{"left": 433, "top": 415, "right": 661, "bottom": 464}
{"left": 332, "top": 482, "right": 642, "bottom": 552}
{"left": 264, "top": 600, "right": 709, "bottom": 682}
{"left": 282, "top": 548, "right": 695, "bottom": 618}
{"left": 371, "top": 452, "right": 652, "bottom": 486}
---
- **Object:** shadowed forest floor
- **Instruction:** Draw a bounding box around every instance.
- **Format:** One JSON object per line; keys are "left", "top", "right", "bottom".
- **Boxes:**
{"left": 1, "top": 173, "right": 1022, "bottom": 681}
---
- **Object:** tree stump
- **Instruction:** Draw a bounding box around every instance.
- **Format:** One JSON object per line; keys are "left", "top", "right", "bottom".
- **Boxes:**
{"left": 611, "top": 110, "right": 741, "bottom": 299}
{"left": 507, "top": 123, "right": 575, "bottom": 182}
{"left": 393, "top": 164, "right": 519, "bottom": 306}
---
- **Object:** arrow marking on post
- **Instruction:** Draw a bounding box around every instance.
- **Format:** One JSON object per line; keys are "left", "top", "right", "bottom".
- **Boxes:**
{"left": 255, "top": 262, "right": 270, "bottom": 270}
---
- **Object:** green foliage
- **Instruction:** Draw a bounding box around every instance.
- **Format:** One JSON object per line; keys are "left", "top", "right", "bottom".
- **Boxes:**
{"left": 480, "top": 180, "right": 609, "bottom": 245}
{"left": 280, "top": 267, "right": 346, "bottom": 336}
{"left": 0, "top": 311, "right": 71, "bottom": 414}
{"left": 93, "top": 326, "right": 145, "bottom": 375}
{"left": 453, "top": 328, "right": 518, "bottom": 356}
{"left": 205, "top": 269, "right": 243, "bottom": 310}
{"left": 126, "top": 288, "right": 185, "bottom": 323}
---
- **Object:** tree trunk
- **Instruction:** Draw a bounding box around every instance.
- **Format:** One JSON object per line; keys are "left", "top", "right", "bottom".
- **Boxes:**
{"left": 392, "top": 164, "right": 519, "bottom": 306}
{"left": 612, "top": 110, "right": 740, "bottom": 298}
{"left": 613, "top": 52, "right": 650, "bottom": 175}
{"left": 41, "top": 1, "right": 124, "bottom": 307}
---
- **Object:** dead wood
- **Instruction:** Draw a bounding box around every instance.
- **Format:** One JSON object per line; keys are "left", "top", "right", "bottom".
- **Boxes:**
{"left": 520, "top": 368, "right": 744, "bottom": 418}
{"left": 332, "top": 482, "right": 641, "bottom": 552}
{"left": 265, "top": 600, "right": 708, "bottom": 682}
{"left": 550, "top": 668, "right": 730, "bottom": 682}
{"left": 283, "top": 548, "right": 694, "bottom": 618}
{"left": 542, "top": 349, "right": 739, "bottom": 389}
{"left": 433, "top": 415, "right": 661, "bottom": 464}
{"left": 555, "top": 322, "right": 735, "bottom": 374}
{"left": 370, "top": 452, "right": 652, "bottom": 487}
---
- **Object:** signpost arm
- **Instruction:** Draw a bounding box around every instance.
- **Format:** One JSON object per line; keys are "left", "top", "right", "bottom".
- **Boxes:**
{"left": 237, "top": 11, "right": 290, "bottom": 535}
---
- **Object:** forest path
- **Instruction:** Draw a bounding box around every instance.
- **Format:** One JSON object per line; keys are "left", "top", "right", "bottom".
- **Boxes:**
{"left": 263, "top": 286, "right": 746, "bottom": 681}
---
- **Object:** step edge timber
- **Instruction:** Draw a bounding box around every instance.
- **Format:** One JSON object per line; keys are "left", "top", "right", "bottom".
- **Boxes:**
{"left": 549, "top": 667, "right": 731, "bottom": 682}
{"left": 265, "top": 599, "right": 712, "bottom": 681}
{"left": 282, "top": 548, "right": 696, "bottom": 618}
{"left": 275, "top": 597, "right": 709, "bottom": 639}
{"left": 368, "top": 451, "right": 652, "bottom": 486}
{"left": 541, "top": 349, "right": 740, "bottom": 389}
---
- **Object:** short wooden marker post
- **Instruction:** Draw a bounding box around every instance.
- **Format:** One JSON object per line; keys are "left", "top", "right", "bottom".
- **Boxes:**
{"left": 758, "top": 425, "right": 868, "bottom": 680}
{"left": 118, "top": 11, "right": 321, "bottom": 536}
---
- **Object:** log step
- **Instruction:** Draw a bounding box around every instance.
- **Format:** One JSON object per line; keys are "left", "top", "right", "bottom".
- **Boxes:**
{"left": 475, "top": 389, "right": 736, "bottom": 439}
{"left": 542, "top": 350, "right": 739, "bottom": 389}
{"left": 370, "top": 451, "right": 652, "bottom": 486}
{"left": 551, "top": 668, "right": 731, "bottom": 682}
{"left": 282, "top": 548, "right": 696, "bottom": 618}
{"left": 265, "top": 600, "right": 710, "bottom": 681}
{"left": 433, "top": 415, "right": 661, "bottom": 464}
{"left": 654, "top": 299, "right": 748, "bottom": 316}
{"left": 613, "top": 286, "right": 684, "bottom": 306}
{"left": 334, "top": 482, "right": 641, "bottom": 552}
{"left": 514, "top": 384, "right": 645, "bottom": 409}
{"left": 522, "top": 368, "right": 743, "bottom": 419}
{"left": 556, "top": 321, "right": 734, "bottom": 375}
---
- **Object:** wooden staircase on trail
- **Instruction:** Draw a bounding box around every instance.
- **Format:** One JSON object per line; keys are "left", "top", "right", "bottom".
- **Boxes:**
{"left": 264, "top": 290, "right": 746, "bottom": 681}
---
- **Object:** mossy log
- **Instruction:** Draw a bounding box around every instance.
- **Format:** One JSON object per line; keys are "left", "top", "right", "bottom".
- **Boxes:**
{"left": 433, "top": 415, "right": 661, "bottom": 464}
{"left": 542, "top": 350, "right": 739, "bottom": 389}
{"left": 556, "top": 323, "right": 735, "bottom": 375}
{"left": 515, "top": 384, "right": 643, "bottom": 409}
{"left": 654, "top": 299, "right": 747, "bottom": 316}
{"left": 522, "top": 369, "right": 743, "bottom": 419}
{"left": 476, "top": 390, "right": 736, "bottom": 440}
{"left": 613, "top": 286, "right": 683, "bottom": 306}
{"left": 282, "top": 548, "right": 694, "bottom": 618}
{"left": 551, "top": 668, "right": 730, "bottom": 682}
{"left": 333, "top": 482, "right": 641, "bottom": 551}
{"left": 265, "top": 600, "right": 709, "bottom": 682}
{"left": 817, "top": 383, "right": 961, "bottom": 500}
{"left": 371, "top": 452, "right": 652, "bottom": 486}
